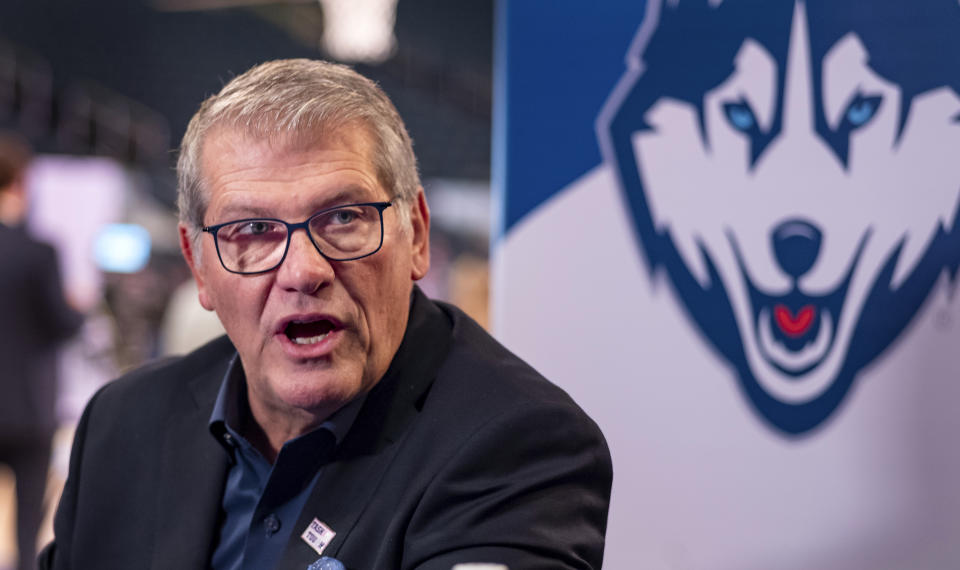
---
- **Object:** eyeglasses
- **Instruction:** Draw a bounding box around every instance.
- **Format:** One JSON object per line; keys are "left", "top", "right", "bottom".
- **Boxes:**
{"left": 201, "top": 202, "right": 392, "bottom": 275}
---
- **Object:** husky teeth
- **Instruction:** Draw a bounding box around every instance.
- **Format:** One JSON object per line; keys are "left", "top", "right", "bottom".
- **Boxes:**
{"left": 292, "top": 333, "right": 328, "bottom": 345}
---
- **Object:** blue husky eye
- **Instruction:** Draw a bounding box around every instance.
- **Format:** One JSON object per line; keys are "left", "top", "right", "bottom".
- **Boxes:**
{"left": 723, "top": 101, "right": 759, "bottom": 133}
{"left": 843, "top": 94, "right": 882, "bottom": 129}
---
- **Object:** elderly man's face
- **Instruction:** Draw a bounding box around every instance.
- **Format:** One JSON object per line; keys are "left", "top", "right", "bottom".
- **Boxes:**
{"left": 182, "top": 125, "right": 429, "bottom": 424}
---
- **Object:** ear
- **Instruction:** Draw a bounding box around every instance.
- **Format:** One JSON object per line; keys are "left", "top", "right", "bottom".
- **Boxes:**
{"left": 408, "top": 188, "right": 431, "bottom": 281}
{"left": 179, "top": 223, "right": 215, "bottom": 311}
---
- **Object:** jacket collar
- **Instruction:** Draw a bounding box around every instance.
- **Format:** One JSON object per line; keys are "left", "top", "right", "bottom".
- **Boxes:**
{"left": 277, "top": 286, "right": 454, "bottom": 568}
{"left": 148, "top": 288, "right": 453, "bottom": 569}
{"left": 151, "top": 336, "right": 234, "bottom": 570}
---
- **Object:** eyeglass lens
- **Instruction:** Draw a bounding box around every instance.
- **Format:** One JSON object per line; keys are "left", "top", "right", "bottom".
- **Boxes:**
{"left": 214, "top": 204, "right": 384, "bottom": 273}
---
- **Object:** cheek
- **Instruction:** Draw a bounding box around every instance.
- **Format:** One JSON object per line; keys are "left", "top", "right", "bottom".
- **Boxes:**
{"left": 207, "top": 275, "right": 269, "bottom": 338}
{"left": 347, "top": 257, "right": 413, "bottom": 347}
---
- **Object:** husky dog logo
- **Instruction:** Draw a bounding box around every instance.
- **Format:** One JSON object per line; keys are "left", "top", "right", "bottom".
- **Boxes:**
{"left": 599, "top": 0, "right": 960, "bottom": 434}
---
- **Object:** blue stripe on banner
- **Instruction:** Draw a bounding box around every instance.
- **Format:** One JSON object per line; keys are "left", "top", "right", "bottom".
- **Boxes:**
{"left": 492, "top": 0, "right": 649, "bottom": 239}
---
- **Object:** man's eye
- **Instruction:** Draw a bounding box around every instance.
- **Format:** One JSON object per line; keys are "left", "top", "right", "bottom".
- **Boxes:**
{"left": 332, "top": 210, "right": 358, "bottom": 224}
{"left": 237, "top": 221, "right": 275, "bottom": 236}
{"left": 246, "top": 222, "right": 269, "bottom": 234}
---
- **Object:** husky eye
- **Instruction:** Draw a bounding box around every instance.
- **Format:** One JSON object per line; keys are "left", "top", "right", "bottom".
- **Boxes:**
{"left": 842, "top": 94, "right": 882, "bottom": 129}
{"left": 723, "top": 101, "right": 759, "bottom": 133}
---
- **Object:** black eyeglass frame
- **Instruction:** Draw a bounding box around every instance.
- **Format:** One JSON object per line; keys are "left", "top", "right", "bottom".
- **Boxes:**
{"left": 201, "top": 201, "right": 393, "bottom": 275}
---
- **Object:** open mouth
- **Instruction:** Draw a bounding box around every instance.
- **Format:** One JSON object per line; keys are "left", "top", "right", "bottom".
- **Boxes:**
{"left": 283, "top": 318, "right": 338, "bottom": 345}
{"left": 754, "top": 296, "right": 837, "bottom": 375}
{"left": 730, "top": 232, "right": 868, "bottom": 377}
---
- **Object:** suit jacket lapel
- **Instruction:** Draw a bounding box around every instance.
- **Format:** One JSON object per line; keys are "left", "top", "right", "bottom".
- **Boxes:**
{"left": 151, "top": 352, "right": 231, "bottom": 570}
{"left": 277, "top": 289, "right": 453, "bottom": 569}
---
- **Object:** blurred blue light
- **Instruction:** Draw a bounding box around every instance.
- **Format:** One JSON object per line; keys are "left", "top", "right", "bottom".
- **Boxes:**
{"left": 94, "top": 223, "right": 151, "bottom": 273}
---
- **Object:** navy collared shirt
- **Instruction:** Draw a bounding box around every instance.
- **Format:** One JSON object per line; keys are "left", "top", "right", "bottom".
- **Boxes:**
{"left": 208, "top": 355, "right": 365, "bottom": 570}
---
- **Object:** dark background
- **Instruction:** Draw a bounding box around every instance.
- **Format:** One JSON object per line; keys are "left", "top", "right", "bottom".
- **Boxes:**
{"left": 0, "top": 0, "right": 494, "bottom": 207}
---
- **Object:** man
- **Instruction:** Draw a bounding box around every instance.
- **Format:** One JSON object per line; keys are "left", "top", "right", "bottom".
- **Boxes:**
{"left": 0, "top": 133, "right": 83, "bottom": 570}
{"left": 41, "top": 59, "right": 612, "bottom": 570}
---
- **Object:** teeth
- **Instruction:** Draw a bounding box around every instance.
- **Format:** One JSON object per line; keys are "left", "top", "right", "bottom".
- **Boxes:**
{"left": 292, "top": 333, "right": 328, "bottom": 345}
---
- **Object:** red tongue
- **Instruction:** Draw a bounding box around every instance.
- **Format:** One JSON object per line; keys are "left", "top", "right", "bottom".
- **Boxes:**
{"left": 774, "top": 304, "right": 815, "bottom": 337}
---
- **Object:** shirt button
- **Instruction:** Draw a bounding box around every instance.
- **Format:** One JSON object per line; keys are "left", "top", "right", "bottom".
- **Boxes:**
{"left": 264, "top": 514, "right": 281, "bottom": 535}
{"left": 223, "top": 433, "right": 235, "bottom": 446}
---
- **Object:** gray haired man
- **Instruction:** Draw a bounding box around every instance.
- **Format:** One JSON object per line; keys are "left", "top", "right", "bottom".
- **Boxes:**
{"left": 41, "top": 59, "right": 612, "bottom": 570}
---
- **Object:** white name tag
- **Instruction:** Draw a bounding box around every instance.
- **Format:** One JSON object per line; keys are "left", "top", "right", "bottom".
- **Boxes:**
{"left": 301, "top": 518, "right": 337, "bottom": 556}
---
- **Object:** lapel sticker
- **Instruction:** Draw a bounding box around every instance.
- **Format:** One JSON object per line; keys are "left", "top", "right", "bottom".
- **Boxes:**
{"left": 301, "top": 518, "right": 337, "bottom": 556}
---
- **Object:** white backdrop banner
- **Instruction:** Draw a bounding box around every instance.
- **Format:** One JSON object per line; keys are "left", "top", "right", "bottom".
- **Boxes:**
{"left": 492, "top": 1, "right": 960, "bottom": 568}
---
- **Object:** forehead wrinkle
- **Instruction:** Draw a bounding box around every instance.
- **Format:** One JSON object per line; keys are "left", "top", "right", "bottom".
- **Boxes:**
{"left": 201, "top": 122, "right": 378, "bottom": 185}
{"left": 210, "top": 152, "right": 377, "bottom": 185}
{"left": 205, "top": 162, "right": 385, "bottom": 226}
{"left": 199, "top": 125, "right": 389, "bottom": 232}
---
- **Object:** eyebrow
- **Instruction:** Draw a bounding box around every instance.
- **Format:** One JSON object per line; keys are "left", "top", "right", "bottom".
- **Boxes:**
{"left": 315, "top": 185, "right": 383, "bottom": 209}
{"left": 214, "top": 185, "right": 385, "bottom": 221}
{"left": 215, "top": 205, "right": 275, "bottom": 220}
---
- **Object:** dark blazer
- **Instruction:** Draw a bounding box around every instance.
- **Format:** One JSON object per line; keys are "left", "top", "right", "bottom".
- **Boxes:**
{"left": 41, "top": 291, "right": 612, "bottom": 570}
{"left": 0, "top": 222, "right": 83, "bottom": 437}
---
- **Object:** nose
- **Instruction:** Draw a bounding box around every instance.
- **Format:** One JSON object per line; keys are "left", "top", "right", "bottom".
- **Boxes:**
{"left": 275, "top": 228, "right": 334, "bottom": 294}
{"left": 771, "top": 219, "right": 822, "bottom": 279}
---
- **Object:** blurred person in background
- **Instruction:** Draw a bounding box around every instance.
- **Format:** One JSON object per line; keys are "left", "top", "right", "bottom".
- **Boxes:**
{"left": 0, "top": 132, "right": 83, "bottom": 570}
{"left": 161, "top": 277, "right": 225, "bottom": 356}
{"left": 40, "top": 60, "right": 612, "bottom": 570}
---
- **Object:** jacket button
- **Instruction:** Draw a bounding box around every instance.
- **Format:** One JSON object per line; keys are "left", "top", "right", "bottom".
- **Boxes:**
{"left": 264, "top": 514, "right": 281, "bottom": 535}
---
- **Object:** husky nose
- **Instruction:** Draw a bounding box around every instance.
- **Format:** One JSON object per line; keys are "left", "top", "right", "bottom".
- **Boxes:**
{"left": 772, "top": 219, "right": 822, "bottom": 279}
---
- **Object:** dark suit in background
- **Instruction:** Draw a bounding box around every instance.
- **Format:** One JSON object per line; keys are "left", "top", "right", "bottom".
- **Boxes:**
{"left": 0, "top": 221, "right": 83, "bottom": 570}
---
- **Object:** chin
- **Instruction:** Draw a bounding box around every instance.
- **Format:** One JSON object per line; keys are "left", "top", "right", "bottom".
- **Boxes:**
{"left": 277, "top": 369, "right": 361, "bottom": 410}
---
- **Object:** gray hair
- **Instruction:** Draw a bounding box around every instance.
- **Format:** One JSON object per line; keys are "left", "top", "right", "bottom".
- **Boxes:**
{"left": 177, "top": 59, "right": 420, "bottom": 241}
